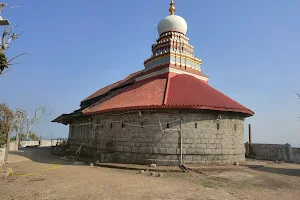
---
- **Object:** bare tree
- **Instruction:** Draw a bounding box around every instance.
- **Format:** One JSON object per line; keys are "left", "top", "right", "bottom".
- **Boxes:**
{"left": 0, "top": 3, "right": 27, "bottom": 75}
{"left": 26, "top": 106, "right": 52, "bottom": 140}
{"left": 13, "top": 109, "right": 27, "bottom": 149}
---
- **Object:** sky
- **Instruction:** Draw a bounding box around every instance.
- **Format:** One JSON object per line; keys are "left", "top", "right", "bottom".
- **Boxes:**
{"left": 1, "top": 0, "right": 299, "bottom": 146}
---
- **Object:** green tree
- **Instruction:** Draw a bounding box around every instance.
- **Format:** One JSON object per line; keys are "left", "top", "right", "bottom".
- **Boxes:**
{"left": 28, "top": 131, "right": 39, "bottom": 141}
{"left": 0, "top": 103, "right": 14, "bottom": 146}
{"left": 11, "top": 132, "right": 39, "bottom": 141}
{"left": 11, "top": 133, "right": 25, "bottom": 142}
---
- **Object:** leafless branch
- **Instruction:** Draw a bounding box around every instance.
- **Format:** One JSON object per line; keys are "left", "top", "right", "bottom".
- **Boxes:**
{"left": 1, "top": 26, "right": 22, "bottom": 51}
{"left": 26, "top": 106, "right": 53, "bottom": 140}
{"left": 0, "top": 3, "right": 8, "bottom": 15}
{"left": 8, "top": 62, "right": 19, "bottom": 65}
{"left": 0, "top": 52, "right": 28, "bottom": 75}
{"left": 1, "top": 28, "right": 9, "bottom": 51}
{"left": 8, "top": 6, "right": 20, "bottom": 9}
{"left": 8, "top": 52, "right": 28, "bottom": 63}
{"left": 18, "top": 31, "right": 24, "bottom": 37}
{"left": 8, "top": 25, "right": 18, "bottom": 35}
{"left": 0, "top": 3, "right": 20, "bottom": 15}
{"left": 5, "top": 33, "right": 19, "bottom": 48}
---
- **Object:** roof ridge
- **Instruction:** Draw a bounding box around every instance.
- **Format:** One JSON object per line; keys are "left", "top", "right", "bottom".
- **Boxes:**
{"left": 82, "top": 70, "right": 144, "bottom": 102}
{"left": 198, "top": 78, "right": 252, "bottom": 111}
{"left": 163, "top": 74, "right": 170, "bottom": 105}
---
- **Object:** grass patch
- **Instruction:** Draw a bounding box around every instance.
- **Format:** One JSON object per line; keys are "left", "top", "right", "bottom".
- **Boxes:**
{"left": 200, "top": 180, "right": 216, "bottom": 188}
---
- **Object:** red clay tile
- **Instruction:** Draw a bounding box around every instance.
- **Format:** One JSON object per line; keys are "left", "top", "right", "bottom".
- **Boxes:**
{"left": 82, "top": 73, "right": 253, "bottom": 116}
{"left": 82, "top": 70, "right": 143, "bottom": 102}
{"left": 83, "top": 78, "right": 167, "bottom": 115}
{"left": 165, "top": 74, "right": 253, "bottom": 115}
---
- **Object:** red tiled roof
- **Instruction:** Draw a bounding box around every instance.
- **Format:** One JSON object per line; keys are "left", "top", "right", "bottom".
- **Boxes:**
{"left": 83, "top": 81, "right": 121, "bottom": 102}
{"left": 82, "top": 78, "right": 167, "bottom": 114}
{"left": 82, "top": 70, "right": 143, "bottom": 102}
{"left": 82, "top": 73, "right": 254, "bottom": 116}
{"left": 165, "top": 74, "right": 254, "bottom": 115}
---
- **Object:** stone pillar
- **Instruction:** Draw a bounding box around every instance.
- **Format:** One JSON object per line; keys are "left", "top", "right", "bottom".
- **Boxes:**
{"left": 248, "top": 124, "right": 253, "bottom": 155}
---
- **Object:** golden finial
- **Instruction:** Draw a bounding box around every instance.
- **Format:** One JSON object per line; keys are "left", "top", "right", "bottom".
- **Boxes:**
{"left": 169, "top": 0, "right": 175, "bottom": 15}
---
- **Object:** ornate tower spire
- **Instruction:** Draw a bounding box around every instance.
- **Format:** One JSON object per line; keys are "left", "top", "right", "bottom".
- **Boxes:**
{"left": 142, "top": 0, "right": 208, "bottom": 84}
{"left": 169, "top": 0, "right": 175, "bottom": 15}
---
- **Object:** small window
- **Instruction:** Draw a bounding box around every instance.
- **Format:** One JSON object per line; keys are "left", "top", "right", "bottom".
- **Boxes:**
{"left": 234, "top": 124, "right": 237, "bottom": 131}
{"left": 217, "top": 123, "right": 220, "bottom": 130}
{"left": 110, "top": 123, "right": 113, "bottom": 129}
{"left": 141, "top": 122, "right": 144, "bottom": 128}
{"left": 195, "top": 123, "right": 198, "bottom": 129}
{"left": 122, "top": 123, "right": 125, "bottom": 128}
{"left": 167, "top": 123, "right": 170, "bottom": 128}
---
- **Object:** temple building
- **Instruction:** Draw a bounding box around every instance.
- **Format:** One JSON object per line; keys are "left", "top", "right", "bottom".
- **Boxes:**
{"left": 53, "top": 0, "right": 254, "bottom": 165}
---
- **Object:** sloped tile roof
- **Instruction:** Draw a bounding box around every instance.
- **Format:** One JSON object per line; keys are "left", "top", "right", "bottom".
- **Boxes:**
{"left": 82, "top": 78, "right": 167, "bottom": 115}
{"left": 165, "top": 74, "right": 254, "bottom": 115}
{"left": 82, "top": 70, "right": 143, "bottom": 102}
{"left": 82, "top": 81, "right": 122, "bottom": 102}
{"left": 82, "top": 73, "right": 254, "bottom": 116}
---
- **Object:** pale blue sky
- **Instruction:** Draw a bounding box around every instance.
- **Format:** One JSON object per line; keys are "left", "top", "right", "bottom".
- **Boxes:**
{"left": 1, "top": 0, "right": 299, "bottom": 146}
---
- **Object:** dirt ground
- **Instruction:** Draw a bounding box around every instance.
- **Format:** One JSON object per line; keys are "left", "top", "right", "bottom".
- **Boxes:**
{"left": 1, "top": 148, "right": 300, "bottom": 200}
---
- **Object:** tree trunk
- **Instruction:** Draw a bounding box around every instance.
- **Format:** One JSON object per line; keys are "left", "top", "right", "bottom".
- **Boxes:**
{"left": 4, "top": 124, "right": 12, "bottom": 161}
{"left": 26, "top": 131, "right": 29, "bottom": 141}
{"left": 15, "top": 127, "right": 19, "bottom": 151}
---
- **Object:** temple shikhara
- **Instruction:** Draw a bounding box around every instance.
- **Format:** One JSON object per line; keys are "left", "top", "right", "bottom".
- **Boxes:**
{"left": 53, "top": 1, "right": 254, "bottom": 165}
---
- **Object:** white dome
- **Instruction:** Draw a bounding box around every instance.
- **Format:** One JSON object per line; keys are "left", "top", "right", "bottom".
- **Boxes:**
{"left": 157, "top": 15, "right": 188, "bottom": 36}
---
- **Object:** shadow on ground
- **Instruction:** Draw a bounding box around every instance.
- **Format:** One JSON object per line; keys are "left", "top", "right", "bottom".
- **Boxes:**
{"left": 9, "top": 148, "right": 300, "bottom": 177}
{"left": 8, "top": 147, "right": 83, "bottom": 166}
{"left": 253, "top": 166, "right": 300, "bottom": 177}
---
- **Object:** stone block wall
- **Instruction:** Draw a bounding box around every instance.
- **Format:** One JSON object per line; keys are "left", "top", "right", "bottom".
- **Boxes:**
{"left": 292, "top": 148, "right": 300, "bottom": 164}
{"left": 9, "top": 140, "right": 60, "bottom": 151}
{"left": 40, "top": 140, "right": 59, "bottom": 147}
{"left": 68, "top": 110, "right": 246, "bottom": 165}
{"left": 20, "top": 141, "right": 39, "bottom": 147}
{"left": 9, "top": 143, "right": 18, "bottom": 151}
{"left": 245, "top": 143, "right": 300, "bottom": 163}
{"left": 246, "top": 144, "right": 286, "bottom": 161}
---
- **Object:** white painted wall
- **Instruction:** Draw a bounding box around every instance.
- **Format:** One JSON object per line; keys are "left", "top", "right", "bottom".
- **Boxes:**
{"left": 0, "top": 148, "right": 6, "bottom": 167}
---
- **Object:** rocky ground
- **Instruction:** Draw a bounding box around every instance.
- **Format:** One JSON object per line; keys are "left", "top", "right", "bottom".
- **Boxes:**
{"left": 1, "top": 148, "right": 300, "bottom": 200}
